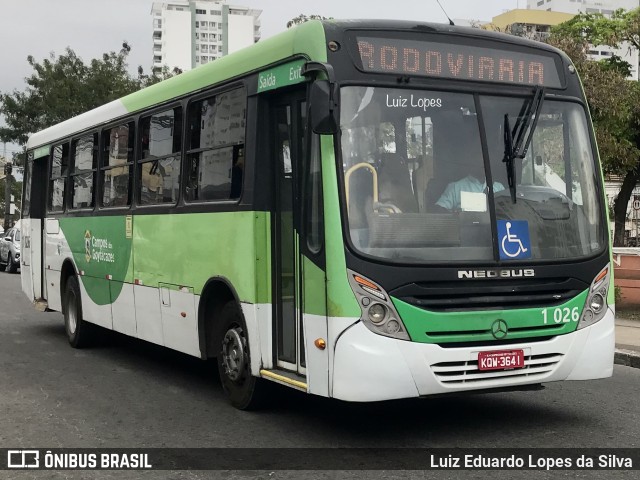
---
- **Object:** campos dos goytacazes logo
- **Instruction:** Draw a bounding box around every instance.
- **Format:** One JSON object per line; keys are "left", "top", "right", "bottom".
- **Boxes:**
{"left": 85, "top": 230, "right": 91, "bottom": 263}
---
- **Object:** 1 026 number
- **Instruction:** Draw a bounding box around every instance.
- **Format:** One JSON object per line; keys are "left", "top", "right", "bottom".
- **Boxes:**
{"left": 542, "top": 307, "right": 580, "bottom": 324}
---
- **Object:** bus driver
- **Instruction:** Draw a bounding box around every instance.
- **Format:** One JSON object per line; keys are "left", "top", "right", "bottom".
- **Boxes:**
{"left": 436, "top": 159, "right": 504, "bottom": 211}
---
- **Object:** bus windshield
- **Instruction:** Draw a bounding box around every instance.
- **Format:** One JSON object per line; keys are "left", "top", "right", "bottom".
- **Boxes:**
{"left": 340, "top": 86, "right": 604, "bottom": 263}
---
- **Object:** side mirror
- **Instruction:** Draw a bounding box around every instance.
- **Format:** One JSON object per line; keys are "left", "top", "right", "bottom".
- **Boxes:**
{"left": 309, "top": 80, "right": 339, "bottom": 135}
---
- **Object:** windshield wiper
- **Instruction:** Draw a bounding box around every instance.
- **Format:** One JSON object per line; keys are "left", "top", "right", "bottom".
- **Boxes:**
{"left": 502, "top": 86, "right": 545, "bottom": 203}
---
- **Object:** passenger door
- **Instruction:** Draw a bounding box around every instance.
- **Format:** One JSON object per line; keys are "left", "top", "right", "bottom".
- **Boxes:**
{"left": 270, "top": 89, "right": 328, "bottom": 388}
{"left": 272, "top": 93, "right": 305, "bottom": 373}
{"left": 21, "top": 151, "right": 48, "bottom": 301}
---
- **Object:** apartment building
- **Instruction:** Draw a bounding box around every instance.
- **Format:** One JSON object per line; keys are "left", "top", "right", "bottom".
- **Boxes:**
{"left": 490, "top": 9, "right": 575, "bottom": 42}
{"left": 527, "top": 0, "right": 640, "bottom": 79}
{"left": 152, "top": 0, "right": 261, "bottom": 71}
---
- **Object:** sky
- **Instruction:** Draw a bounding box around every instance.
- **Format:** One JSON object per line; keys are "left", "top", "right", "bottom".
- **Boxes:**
{"left": 0, "top": 0, "right": 520, "bottom": 157}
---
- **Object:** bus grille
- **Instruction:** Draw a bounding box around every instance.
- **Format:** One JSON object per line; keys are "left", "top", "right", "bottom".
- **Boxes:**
{"left": 425, "top": 323, "right": 565, "bottom": 342}
{"left": 431, "top": 353, "right": 563, "bottom": 386}
{"left": 391, "top": 278, "right": 587, "bottom": 311}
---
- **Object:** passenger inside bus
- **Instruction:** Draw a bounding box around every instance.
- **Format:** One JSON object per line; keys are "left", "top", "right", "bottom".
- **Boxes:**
{"left": 376, "top": 153, "right": 417, "bottom": 213}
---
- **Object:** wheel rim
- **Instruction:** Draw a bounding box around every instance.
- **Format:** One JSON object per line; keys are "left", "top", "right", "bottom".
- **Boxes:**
{"left": 222, "top": 327, "right": 247, "bottom": 382}
{"left": 67, "top": 291, "right": 78, "bottom": 335}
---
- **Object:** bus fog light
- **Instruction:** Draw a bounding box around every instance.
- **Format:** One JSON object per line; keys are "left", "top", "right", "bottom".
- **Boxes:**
{"left": 590, "top": 294, "right": 604, "bottom": 313}
{"left": 386, "top": 319, "right": 400, "bottom": 334}
{"left": 582, "top": 309, "right": 594, "bottom": 323}
{"left": 368, "top": 303, "right": 387, "bottom": 324}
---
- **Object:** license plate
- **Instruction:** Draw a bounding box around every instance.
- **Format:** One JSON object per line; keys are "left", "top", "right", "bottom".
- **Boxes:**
{"left": 477, "top": 349, "right": 525, "bottom": 371}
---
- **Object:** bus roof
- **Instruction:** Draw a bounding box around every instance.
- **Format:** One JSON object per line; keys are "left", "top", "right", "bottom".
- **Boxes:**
{"left": 27, "top": 19, "right": 327, "bottom": 151}
{"left": 322, "top": 19, "right": 565, "bottom": 54}
{"left": 27, "top": 19, "right": 566, "bottom": 151}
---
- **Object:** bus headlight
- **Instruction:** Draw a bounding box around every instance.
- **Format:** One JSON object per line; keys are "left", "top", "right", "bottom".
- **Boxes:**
{"left": 578, "top": 264, "right": 610, "bottom": 330}
{"left": 347, "top": 270, "right": 410, "bottom": 341}
{"left": 368, "top": 303, "right": 387, "bottom": 324}
{"left": 590, "top": 293, "right": 604, "bottom": 313}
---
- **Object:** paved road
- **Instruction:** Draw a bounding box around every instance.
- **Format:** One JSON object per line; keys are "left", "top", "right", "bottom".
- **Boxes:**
{"left": 1, "top": 272, "right": 639, "bottom": 479}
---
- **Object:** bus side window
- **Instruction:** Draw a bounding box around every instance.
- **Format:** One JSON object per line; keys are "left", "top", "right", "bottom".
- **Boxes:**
{"left": 138, "top": 107, "right": 182, "bottom": 205}
{"left": 101, "top": 122, "right": 134, "bottom": 207}
{"left": 49, "top": 142, "right": 70, "bottom": 213}
{"left": 69, "top": 133, "right": 97, "bottom": 210}
{"left": 185, "top": 87, "right": 247, "bottom": 202}
{"left": 305, "top": 134, "right": 323, "bottom": 253}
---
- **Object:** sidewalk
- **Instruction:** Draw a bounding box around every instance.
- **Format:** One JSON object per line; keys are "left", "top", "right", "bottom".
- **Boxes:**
{"left": 615, "top": 315, "right": 640, "bottom": 368}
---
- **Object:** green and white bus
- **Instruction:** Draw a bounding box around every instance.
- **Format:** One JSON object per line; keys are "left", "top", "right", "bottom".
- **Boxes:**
{"left": 21, "top": 20, "right": 614, "bottom": 409}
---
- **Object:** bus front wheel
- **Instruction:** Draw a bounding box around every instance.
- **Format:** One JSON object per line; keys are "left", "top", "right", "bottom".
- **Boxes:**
{"left": 64, "top": 276, "right": 94, "bottom": 348}
{"left": 216, "top": 301, "right": 266, "bottom": 410}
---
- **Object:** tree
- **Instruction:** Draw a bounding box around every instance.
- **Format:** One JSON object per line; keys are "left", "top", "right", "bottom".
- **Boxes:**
{"left": 138, "top": 64, "right": 183, "bottom": 87}
{"left": 0, "top": 174, "right": 22, "bottom": 224}
{"left": 286, "top": 14, "right": 330, "bottom": 28}
{"left": 549, "top": 10, "right": 640, "bottom": 246}
{"left": 0, "top": 43, "right": 179, "bottom": 146}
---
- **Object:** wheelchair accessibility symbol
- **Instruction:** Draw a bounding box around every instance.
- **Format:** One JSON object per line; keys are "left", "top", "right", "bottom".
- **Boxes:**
{"left": 497, "top": 220, "right": 531, "bottom": 260}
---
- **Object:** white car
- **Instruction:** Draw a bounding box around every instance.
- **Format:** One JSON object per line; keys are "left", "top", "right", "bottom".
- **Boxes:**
{"left": 0, "top": 227, "right": 21, "bottom": 273}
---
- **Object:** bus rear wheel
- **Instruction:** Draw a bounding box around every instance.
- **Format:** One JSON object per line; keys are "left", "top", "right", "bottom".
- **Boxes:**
{"left": 64, "top": 276, "right": 94, "bottom": 348}
{"left": 216, "top": 301, "right": 266, "bottom": 410}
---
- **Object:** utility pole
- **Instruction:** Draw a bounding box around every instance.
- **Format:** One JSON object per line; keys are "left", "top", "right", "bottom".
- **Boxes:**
{"left": 3, "top": 142, "right": 11, "bottom": 231}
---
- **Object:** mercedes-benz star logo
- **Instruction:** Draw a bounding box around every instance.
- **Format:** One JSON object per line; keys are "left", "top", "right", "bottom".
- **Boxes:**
{"left": 491, "top": 319, "right": 508, "bottom": 340}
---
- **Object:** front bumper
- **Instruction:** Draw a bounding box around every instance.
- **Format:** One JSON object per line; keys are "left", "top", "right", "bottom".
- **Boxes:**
{"left": 332, "top": 308, "right": 615, "bottom": 402}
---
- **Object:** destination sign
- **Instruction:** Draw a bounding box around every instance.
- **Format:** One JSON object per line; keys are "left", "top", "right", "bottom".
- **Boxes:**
{"left": 355, "top": 36, "right": 563, "bottom": 88}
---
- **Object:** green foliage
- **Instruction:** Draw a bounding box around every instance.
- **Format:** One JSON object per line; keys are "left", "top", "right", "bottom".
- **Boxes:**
{"left": 286, "top": 14, "right": 330, "bottom": 28}
{"left": 0, "top": 43, "right": 179, "bottom": 146}
{"left": 551, "top": 8, "right": 640, "bottom": 50}
{"left": 549, "top": 8, "right": 640, "bottom": 246}
{"left": 0, "top": 175, "right": 22, "bottom": 217}
{"left": 549, "top": 9, "right": 640, "bottom": 175}
{"left": 599, "top": 54, "right": 632, "bottom": 77}
{"left": 138, "top": 64, "right": 184, "bottom": 88}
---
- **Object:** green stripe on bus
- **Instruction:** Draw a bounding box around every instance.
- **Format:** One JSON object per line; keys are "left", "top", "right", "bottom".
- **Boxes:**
{"left": 393, "top": 289, "right": 588, "bottom": 344}
{"left": 59, "top": 216, "right": 133, "bottom": 305}
{"left": 302, "top": 256, "right": 326, "bottom": 316}
{"left": 320, "top": 135, "right": 361, "bottom": 318}
{"left": 60, "top": 212, "right": 272, "bottom": 306}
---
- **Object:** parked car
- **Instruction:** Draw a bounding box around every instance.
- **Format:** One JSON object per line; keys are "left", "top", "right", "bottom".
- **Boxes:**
{"left": 0, "top": 227, "right": 21, "bottom": 273}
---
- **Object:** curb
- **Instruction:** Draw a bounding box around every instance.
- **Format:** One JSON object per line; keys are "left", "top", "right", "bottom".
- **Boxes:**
{"left": 614, "top": 349, "right": 640, "bottom": 369}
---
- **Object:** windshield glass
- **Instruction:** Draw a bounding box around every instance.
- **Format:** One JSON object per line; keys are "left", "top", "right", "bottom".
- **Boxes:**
{"left": 340, "top": 86, "right": 604, "bottom": 263}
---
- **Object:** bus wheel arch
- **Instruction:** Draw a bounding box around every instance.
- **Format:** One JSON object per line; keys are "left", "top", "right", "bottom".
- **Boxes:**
{"left": 198, "top": 277, "right": 241, "bottom": 360}
{"left": 199, "top": 278, "right": 268, "bottom": 409}
{"left": 60, "top": 259, "right": 77, "bottom": 313}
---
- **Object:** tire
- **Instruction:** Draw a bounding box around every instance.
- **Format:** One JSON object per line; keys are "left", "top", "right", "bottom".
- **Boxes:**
{"left": 0, "top": 257, "right": 5, "bottom": 272}
{"left": 7, "top": 253, "right": 17, "bottom": 273}
{"left": 63, "top": 276, "right": 94, "bottom": 348}
{"left": 216, "top": 301, "right": 267, "bottom": 410}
